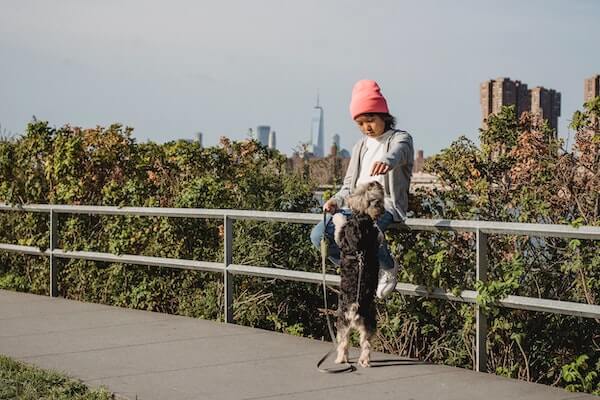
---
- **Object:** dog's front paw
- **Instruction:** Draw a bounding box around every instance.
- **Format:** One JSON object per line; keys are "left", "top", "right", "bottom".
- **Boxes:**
{"left": 358, "top": 357, "right": 371, "bottom": 368}
{"left": 331, "top": 213, "right": 347, "bottom": 246}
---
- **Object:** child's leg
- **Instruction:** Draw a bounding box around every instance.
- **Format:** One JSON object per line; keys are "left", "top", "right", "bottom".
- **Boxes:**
{"left": 375, "top": 212, "right": 398, "bottom": 299}
{"left": 375, "top": 212, "right": 396, "bottom": 271}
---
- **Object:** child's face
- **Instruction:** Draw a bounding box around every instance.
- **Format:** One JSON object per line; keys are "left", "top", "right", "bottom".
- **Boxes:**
{"left": 354, "top": 114, "right": 386, "bottom": 138}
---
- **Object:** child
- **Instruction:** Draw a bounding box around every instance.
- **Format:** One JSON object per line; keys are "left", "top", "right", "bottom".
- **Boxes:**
{"left": 310, "top": 79, "right": 414, "bottom": 299}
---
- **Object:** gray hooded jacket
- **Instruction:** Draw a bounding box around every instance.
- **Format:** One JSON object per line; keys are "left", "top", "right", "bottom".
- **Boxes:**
{"left": 332, "top": 129, "right": 414, "bottom": 221}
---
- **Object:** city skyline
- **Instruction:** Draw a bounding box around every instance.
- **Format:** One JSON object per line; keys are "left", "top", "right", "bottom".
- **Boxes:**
{"left": 1, "top": 1, "right": 599, "bottom": 156}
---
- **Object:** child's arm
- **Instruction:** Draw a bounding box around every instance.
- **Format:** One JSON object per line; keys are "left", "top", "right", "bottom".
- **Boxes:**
{"left": 332, "top": 166, "right": 353, "bottom": 204}
{"left": 379, "top": 131, "right": 414, "bottom": 169}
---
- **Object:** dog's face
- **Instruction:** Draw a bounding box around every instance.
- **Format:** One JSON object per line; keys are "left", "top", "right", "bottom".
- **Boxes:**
{"left": 347, "top": 181, "right": 385, "bottom": 221}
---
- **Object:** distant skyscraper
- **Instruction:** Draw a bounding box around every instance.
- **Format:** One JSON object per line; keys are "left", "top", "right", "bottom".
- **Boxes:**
{"left": 196, "top": 132, "right": 203, "bottom": 148}
{"left": 480, "top": 77, "right": 561, "bottom": 134}
{"left": 530, "top": 87, "right": 561, "bottom": 137}
{"left": 256, "top": 125, "right": 270, "bottom": 146}
{"left": 584, "top": 74, "right": 600, "bottom": 102}
{"left": 309, "top": 94, "right": 325, "bottom": 157}
{"left": 268, "top": 130, "right": 276, "bottom": 150}
{"left": 329, "top": 134, "right": 340, "bottom": 157}
{"left": 339, "top": 149, "right": 351, "bottom": 158}
{"left": 414, "top": 150, "right": 425, "bottom": 173}
{"left": 332, "top": 134, "right": 340, "bottom": 149}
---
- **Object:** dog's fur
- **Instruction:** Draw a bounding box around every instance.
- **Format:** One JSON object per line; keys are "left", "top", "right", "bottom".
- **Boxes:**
{"left": 331, "top": 181, "right": 385, "bottom": 367}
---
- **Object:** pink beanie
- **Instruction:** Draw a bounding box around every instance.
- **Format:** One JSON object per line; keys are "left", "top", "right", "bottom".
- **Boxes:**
{"left": 349, "top": 80, "right": 389, "bottom": 119}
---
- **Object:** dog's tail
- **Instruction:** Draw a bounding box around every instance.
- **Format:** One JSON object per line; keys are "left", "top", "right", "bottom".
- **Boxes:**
{"left": 331, "top": 213, "right": 347, "bottom": 246}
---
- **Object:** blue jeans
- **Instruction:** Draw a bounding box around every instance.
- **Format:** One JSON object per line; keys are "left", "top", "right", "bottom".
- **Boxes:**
{"left": 310, "top": 210, "right": 395, "bottom": 271}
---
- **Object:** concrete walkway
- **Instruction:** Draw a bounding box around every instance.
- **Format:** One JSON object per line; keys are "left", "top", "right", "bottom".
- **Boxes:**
{"left": 0, "top": 289, "right": 593, "bottom": 400}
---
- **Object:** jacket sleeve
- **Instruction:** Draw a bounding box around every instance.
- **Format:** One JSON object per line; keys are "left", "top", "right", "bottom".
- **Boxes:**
{"left": 332, "top": 142, "right": 359, "bottom": 206}
{"left": 380, "top": 131, "right": 413, "bottom": 169}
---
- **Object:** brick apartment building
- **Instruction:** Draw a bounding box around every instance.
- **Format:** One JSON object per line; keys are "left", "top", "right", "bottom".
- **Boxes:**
{"left": 584, "top": 74, "right": 600, "bottom": 102}
{"left": 480, "top": 77, "right": 561, "bottom": 136}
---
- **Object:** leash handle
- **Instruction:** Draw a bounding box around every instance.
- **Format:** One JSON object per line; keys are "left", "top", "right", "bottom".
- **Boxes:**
{"left": 320, "top": 210, "right": 328, "bottom": 256}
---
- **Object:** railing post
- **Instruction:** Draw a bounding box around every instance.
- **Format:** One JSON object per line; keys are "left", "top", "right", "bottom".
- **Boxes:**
{"left": 223, "top": 215, "right": 234, "bottom": 324}
{"left": 49, "top": 209, "right": 59, "bottom": 297}
{"left": 475, "top": 228, "right": 488, "bottom": 372}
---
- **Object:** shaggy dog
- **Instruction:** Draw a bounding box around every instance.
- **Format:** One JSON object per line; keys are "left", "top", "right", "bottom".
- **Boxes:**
{"left": 331, "top": 181, "right": 385, "bottom": 367}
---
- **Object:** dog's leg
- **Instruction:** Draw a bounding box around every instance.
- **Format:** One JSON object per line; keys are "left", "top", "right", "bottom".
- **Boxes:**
{"left": 357, "top": 323, "right": 373, "bottom": 368}
{"left": 335, "top": 323, "right": 350, "bottom": 364}
{"left": 331, "top": 213, "right": 347, "bottom": 246}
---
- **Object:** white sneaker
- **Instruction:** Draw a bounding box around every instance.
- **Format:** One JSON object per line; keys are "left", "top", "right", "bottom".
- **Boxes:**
{"left": 376, "top": 260, "right": 398, "bottom": 300}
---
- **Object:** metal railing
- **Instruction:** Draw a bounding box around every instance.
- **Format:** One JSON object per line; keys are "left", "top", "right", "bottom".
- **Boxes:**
{"left": 1, "top": 203, "right": 600, "bottom": 373}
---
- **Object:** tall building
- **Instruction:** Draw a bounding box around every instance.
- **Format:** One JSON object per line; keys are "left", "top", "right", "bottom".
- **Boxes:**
{"left": 584, "top": 74, "right": 600, "bottom": 102}
{"left": 196, "top": 132, "right": 203, "bottom": 148}
{"left": 329, "top": 142, "right": 338, "bottom": 157}
{"left": 414, "top": 150, "right": 425, "bottom": 173}
{"left": 530, "top": 87, "right": 561, "bottom": 137}
{"left": 256, "top": 125, "right": 270, "bottom": 146}
{"left": 480, "top": 77, "right": 561, "bottom": 133}
{"left": 268, "top": 130, "right": 276, "bottom": 150}
{"left": 309, "top": 94, "right": 325, "bottom": 157}
{"left": 332, "top": 134, "right": 340, "bottom": 149}
{"left": 329, "top": 134, "right": 340, "bottom": 157}
{"left": 480, "top": 78, "right": 529, "bottom": 122}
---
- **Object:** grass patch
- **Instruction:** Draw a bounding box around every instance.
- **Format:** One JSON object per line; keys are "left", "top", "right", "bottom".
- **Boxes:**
{"left": 0, "top": 355, "right": 114, "bottom": 400}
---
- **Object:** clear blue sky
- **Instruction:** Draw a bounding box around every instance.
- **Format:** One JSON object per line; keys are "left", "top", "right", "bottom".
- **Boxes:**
{"left": 1, "top": 0, "right": 599, "bottom": 157}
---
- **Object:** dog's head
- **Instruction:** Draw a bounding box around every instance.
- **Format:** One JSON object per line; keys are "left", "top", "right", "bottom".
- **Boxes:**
{"left": 347, "top": 181, "right": 385, "bottom": 221}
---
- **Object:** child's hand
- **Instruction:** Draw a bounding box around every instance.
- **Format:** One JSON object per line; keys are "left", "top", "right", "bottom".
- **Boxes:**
{"left": 371, "top": 161, "right": 391, "bottom": 176}
{"left": 323, "top": 198, "right": 338, "bottom": 213}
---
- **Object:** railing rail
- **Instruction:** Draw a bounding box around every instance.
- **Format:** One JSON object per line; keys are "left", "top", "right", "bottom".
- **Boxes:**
{"left": 1, "top": 203, "right": 600, "bottom": 372}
